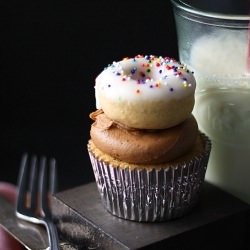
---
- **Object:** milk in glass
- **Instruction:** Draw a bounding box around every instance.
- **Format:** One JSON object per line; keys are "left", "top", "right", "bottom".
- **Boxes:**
{"left": 187, "top": 30, "right": 250, "bottom": 203}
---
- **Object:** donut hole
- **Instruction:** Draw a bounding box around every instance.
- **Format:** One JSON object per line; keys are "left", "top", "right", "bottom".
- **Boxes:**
{"left": 127, "top": 64, "right": 160, "bottom": 83}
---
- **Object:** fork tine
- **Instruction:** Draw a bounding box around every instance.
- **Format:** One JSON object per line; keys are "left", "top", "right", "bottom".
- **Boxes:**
{"left": 39, "top": 156, "right": 48, "bottom": 216}
{"left": 49, "top": 158, "right": 57, "bottom": 195}
{"left": 29, "top": 155, "right": 38, "bottom": 212}
{"left": 39, "top": 157, "right": 58, "bottom": 214}
{"left": 16, "top": 153, "right": 29, "bottom": 211}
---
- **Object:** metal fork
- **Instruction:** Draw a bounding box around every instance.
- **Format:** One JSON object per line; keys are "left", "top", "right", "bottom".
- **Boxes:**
{"left": 16, "top": 153, "right": 60, "bottom": 250}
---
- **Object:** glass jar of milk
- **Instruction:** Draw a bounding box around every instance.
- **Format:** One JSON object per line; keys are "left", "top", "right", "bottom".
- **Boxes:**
{"left": 171, "top": 0, "right": 250, "bottom": 203}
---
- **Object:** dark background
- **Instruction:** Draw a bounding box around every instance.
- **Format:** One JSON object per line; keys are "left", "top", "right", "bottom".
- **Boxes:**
{"left": 0, "top": 1, "right": 178, "bottom": 191}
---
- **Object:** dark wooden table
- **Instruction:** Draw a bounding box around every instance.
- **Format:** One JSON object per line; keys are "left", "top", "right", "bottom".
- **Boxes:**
{"left": 52, "top": 182, "right": 250, "bottom": 250}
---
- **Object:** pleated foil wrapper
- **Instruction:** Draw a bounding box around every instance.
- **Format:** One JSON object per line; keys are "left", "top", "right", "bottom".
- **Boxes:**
{"left": 88, "top": 134, "right": 211, "bottom": 222}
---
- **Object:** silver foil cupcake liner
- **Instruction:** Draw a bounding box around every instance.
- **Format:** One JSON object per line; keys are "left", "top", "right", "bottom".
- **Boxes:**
{"left": 88, "top": 133, "right": 211, "bottom": 222}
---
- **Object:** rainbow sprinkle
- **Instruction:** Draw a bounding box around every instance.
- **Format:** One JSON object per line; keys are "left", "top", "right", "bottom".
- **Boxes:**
{"left": 103, "top": 55, "right": 194, "bottom": 95}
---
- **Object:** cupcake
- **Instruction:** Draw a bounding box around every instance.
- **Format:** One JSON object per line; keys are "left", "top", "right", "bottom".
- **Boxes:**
{"left": 88, "top": 55, "right": 211, "bottom": 222}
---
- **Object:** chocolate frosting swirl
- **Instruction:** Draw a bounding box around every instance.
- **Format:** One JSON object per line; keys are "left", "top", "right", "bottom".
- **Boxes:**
{"left": 90, "top": 110, "right": 198, "bottom": 164}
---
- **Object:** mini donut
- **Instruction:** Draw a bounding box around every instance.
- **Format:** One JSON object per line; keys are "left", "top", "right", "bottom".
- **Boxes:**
{"left": 95, "top": 55, "right": 196, "bottom": 129}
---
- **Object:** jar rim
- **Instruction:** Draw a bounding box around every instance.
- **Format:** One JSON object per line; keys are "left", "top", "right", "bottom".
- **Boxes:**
{"left": 171, "top": 0, "right": 250, "bottom": 21}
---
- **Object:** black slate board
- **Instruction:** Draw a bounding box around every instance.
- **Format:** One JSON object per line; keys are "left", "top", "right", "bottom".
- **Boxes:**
{"left": 52, "top": 182, "right": 250, "bottom": 250}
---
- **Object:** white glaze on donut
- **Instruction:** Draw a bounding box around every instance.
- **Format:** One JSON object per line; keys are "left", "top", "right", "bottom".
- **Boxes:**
{"left": 94, "top": 55, "right": 196, "bottom": 129}
{"left": 95, "top": 55, "right": 195, "bottom": 108}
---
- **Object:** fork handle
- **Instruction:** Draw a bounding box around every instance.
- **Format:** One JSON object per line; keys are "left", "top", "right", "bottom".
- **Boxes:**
{"left": 44, "top": 219, "right": 60, "bottom": 250}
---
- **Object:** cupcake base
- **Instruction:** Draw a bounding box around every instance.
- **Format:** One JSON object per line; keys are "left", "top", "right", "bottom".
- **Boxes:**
{"left": 88, "top": 133, "right": 211, "bottom": 222}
